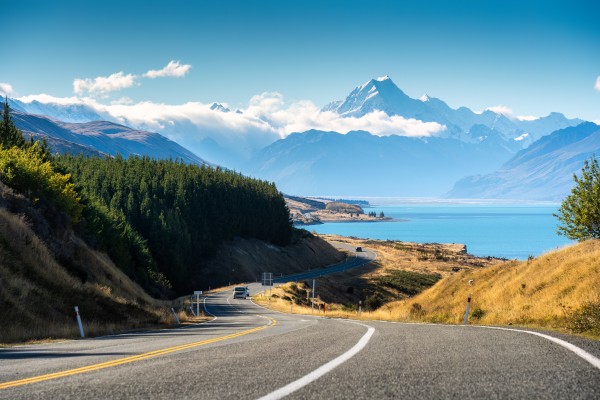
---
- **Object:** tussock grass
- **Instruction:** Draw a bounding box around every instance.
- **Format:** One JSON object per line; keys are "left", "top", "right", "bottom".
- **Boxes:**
{"left": 257, "top": 240, "right": 600, "bottom": 339}
{"left": 390, "top": 241, "right": 600, "bottom": 331}
{"left": 0, "top": 209, "right": 186, "bottom": 345}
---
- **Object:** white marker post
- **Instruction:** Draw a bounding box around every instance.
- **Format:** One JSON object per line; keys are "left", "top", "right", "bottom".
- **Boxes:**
{"left": 171, "top": 307, "right": 180, "bottom": 324}
{"left": 464, "top": 279, "right": 474, "bottom": 324}
{"left": 74, "top": 306, "right": 85, "bottom": 338}
{"left": 464, "top": 294, "right": 472, "bottom": 324}
{"left": 311, "top": 279, "right": 316, "bottom": 314}
{"left": 194, "top": 291, "right": 202, "bottom": 317}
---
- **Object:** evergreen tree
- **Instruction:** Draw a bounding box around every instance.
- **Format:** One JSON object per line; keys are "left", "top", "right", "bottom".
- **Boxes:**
{"left": 555, "top": 155, "right": 600, "bottom": 241}
{"left": 0, "top": 97, "right": 25, "bottom": 148}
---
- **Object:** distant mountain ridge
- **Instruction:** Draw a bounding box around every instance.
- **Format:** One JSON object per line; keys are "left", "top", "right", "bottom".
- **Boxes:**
{"left": 11, "top": 111, "right": 207, "bottom": 164}
{"left": 323, "top": 76, "right": 583, "bottom": 147}
{"left": 446, "top": 122, "right": 600, "bottom": 201}
{"left": 246, "top": 129, "right": 515, "bottom": 197}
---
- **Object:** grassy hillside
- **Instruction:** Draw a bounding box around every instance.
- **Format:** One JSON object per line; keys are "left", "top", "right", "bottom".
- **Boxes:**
{"left": 256, "top": 237, "right": 600, "bottom": 339}
{"left": 0, "top": 193, "right": 177, "bottom": 344}
{"left": 389, "top": 240, "right": 600, "bottom": 336}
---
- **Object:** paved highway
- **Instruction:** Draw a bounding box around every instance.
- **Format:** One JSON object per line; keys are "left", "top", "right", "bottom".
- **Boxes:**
{"left": 1, "top": 247, "right": 600, "bottom": 399}
{"left": 273, "top": 241, "right": 376, "bottom": 283}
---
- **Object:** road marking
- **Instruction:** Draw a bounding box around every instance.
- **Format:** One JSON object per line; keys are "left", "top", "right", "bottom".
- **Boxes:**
{"left": 257, "top": 322, "right": 375, "bottom": 400}
{"left": 476, "top": 325, "right": 600, "bottom": 371}
{"left": 0, "top": 318, "right": 276, "bottom": 390}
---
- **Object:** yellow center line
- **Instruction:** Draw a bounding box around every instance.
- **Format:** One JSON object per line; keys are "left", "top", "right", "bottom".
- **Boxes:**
{"left": 0, "top": 317, "right": 277, "bottom": 390}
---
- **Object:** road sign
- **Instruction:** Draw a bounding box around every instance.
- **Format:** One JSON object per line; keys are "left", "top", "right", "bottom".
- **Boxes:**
{"left": 194, "top": 291, "right": 203, "bottom": 295}
{"left": 262, "top": 272, "right": 273, "bottom": 287}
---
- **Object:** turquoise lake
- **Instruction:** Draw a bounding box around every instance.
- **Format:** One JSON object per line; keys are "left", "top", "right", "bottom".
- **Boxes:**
{"left": 307, "top": 203, "right": 573, "bottom": 260}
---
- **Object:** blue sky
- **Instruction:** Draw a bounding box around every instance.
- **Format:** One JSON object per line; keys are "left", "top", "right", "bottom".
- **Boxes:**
{"left": 3, "top": 0, "right": 600, "bottom": 121}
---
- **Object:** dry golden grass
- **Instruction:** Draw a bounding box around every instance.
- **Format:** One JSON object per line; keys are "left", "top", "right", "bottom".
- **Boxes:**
{"left": 0, "top": 208, "right": 190, "bottom": 345}
{"left": 390, "top": 241, "right": 600, "bottom": 329}
{"left": 256, "top": 239, "right": 600, "bottom": 339}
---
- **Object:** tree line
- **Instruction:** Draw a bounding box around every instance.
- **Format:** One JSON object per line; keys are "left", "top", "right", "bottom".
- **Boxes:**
{"left": 1, "top": 98, "right": 293, "bottom": 296}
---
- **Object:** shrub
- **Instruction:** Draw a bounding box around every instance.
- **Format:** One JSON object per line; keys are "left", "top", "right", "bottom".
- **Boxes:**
{"left": 410, "top": 302, "right": 425, "bottom": 317}
{"left": 568, "top": 301, "right": 600, "bottom": 334}
{"left": 0, "top": 144, "right": 82, "bottom": 223}
{"left": 471, "top": 307, "right": 485, "bottom": 319}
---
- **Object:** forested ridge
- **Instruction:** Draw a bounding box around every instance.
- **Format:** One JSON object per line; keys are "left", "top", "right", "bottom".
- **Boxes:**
{"left": 56, "top": 154, "right": 293, "bottom": 295}
{"left": 1, "top": 99, "right": 293, "bottom": 298}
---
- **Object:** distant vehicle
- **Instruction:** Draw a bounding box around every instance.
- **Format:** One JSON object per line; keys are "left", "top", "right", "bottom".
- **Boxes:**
{"left": 356, "top": 247, "right": 363, "bottom": 252}
{"left": 233, "top": 286, "right": 249, "bottom": 299}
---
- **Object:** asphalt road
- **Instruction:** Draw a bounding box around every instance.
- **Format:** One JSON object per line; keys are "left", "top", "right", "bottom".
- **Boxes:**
{"left": 273, "top": 242, "right": 376, "bottom": 284}
{"left": 1, "top": 247, "right": 600, "bottom": 399}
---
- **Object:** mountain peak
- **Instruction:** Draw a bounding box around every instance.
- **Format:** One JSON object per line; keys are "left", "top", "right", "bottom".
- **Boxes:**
{"left": 375, "top": 75, "right": 391, "bottom": 82}
{"left": 420, "top": 94, "right": 431, "bottom": 102}
{"left": 210, "top": 102, "right": 230, "bottom": 113}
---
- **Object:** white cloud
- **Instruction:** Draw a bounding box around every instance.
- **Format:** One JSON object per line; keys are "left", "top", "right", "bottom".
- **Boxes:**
{"left": 0, "top": 82, "right": 13, "bottom": 96}
{"left": 485, "top": 105, "right": 513, "bottom": 117}
{"left": 144, "top": 60, "right": 191, "bottom": 79}
{"left": 73, "top": 72, "right": 137, "bottom": 97}
{"left": 516, "top": 115, "right": 539, "bottom": 121}
{"left": 595, "top": 76, "right": 600, "bottom": 92}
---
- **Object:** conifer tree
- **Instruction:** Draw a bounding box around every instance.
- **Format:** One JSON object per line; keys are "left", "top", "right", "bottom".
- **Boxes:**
{"left": 0, "top": 97, "right": 25, "bottom": 148}
{"left": 555, "top": 155, "right": 600, "bottom": 240}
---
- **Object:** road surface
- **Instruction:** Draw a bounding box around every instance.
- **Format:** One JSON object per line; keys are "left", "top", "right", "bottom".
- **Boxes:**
{"left": 1, "top": 248, "right": 600, "bottom": 399}
{"left": 273, "top": 241, "right": 376, "bottom": 283}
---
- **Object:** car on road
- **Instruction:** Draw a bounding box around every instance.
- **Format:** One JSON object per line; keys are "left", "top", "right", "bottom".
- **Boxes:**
{"left": 356, "top": 247, "right": 362, "bottom": 252}
{"left": 233, "top": 286, "right": 249, "bottom": 299}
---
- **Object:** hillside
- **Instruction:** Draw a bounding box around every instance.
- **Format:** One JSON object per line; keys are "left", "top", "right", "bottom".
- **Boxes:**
{"left": 0, "top": 107, "right": 344, "bottom": 343}
{"left": 0, "top": 180, "right": 343, "bottom": 343}
{"left": 0, "top": 181, "right": 174, "bottom": 343}
{"left": 388, "top": 240, "right": 600, "bottom": 336}
{"left": 11, "top": 111, "right": 207, "bottom": 165}
{"left": 447, "top": 122, "right": 600, "bottom": 201}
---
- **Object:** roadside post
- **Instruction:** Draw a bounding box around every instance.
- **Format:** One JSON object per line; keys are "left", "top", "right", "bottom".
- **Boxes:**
{"left": 262, "top": 272, "right": 273, "bottom": 305}
{"left": 358, "top": 300, "right": 362, "bottom": 317}
{"left": 194, "top": 290, "right": 202, "bottom": 317}
{"left": 463, "top": 294, "right": 472, "bottom": 324}
{"left": 311, "top": 279, "right": 316, "bottom": 314}
{"left": 74, "top": 306, "right": 85, "bottom": 338}
{"left": 464, "top": 280, "right": 474, "bottom": 324}
{"left": 171, "top": 307, "right": 180, "bottom": 324}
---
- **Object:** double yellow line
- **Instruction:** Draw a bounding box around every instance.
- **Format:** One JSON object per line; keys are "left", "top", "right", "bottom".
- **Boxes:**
{"left": 0, "top": 318, "right": 276, "bottom": 390}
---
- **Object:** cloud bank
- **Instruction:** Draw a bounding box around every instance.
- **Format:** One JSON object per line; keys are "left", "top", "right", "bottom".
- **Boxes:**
{"left": 16, "top": 91, "right": 445, "bottom": 166}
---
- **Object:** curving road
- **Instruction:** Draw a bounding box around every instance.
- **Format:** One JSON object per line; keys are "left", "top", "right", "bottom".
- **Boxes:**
{"left": 1, "top": 247, "right": 600, "bottom": 399}
{"left": 273, "top": 241, "right": 376, "bottom": 284}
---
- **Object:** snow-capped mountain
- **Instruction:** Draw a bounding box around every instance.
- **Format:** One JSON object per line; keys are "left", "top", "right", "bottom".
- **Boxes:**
{"left": 9, "top": 98, "right": 106, "bottom": 123}
{"left": 323, "top": 76, "right": 583, "bottom": 146}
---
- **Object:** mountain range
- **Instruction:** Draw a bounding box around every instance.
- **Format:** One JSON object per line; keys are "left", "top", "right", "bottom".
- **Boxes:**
{"left": 447, "top": 122, "right": 600, "bottom": 201}
{"left": 323, "top": 76, "right": 582, "bottom": 147}
{"left": 245, "top": 129, "right": 514, "bottom": 196}
{"left": 11, "top": 111, "right": 206, "bottom": 164}
{"left": 5, "top": 76, "right": 593, "bottom": 200}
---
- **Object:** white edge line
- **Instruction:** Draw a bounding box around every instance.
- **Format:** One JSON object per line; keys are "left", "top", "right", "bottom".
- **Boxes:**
{"left": 256, "top": 323, "right": 375, "bottom": 400}
{"left": 474, "top": 325, "right": 600, "bottom": 371}
{"left": 203, "top": 295, "right": 218, "bottom": 320}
